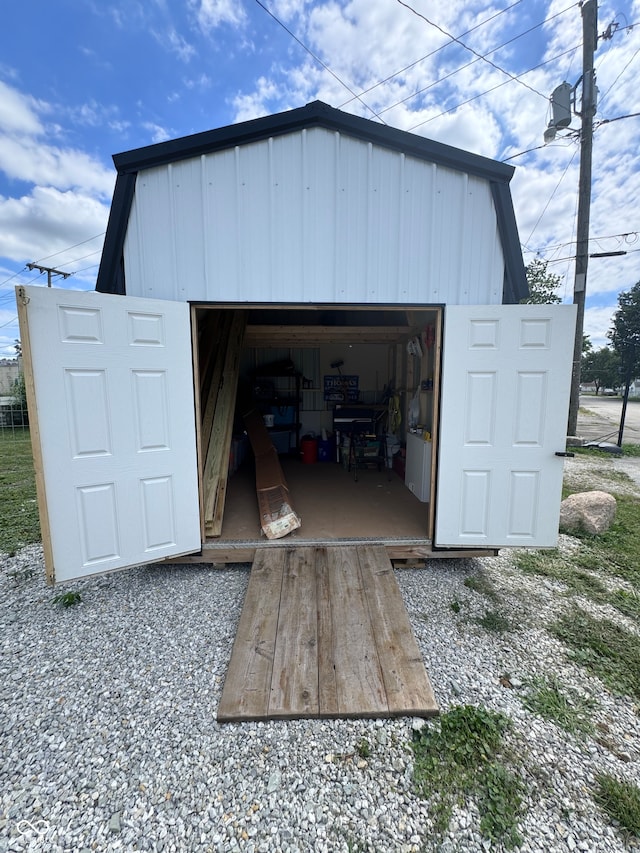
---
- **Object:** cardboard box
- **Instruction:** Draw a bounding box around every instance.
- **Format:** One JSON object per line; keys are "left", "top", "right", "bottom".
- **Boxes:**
{"left": 243, "top": 410, "right": 301, "bottom": 539}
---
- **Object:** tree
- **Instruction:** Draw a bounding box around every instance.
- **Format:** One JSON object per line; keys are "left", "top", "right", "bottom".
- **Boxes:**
{"left": 14, "top": 339, "right": 22, "bottom": 357}
{"left": 608, "top": 280, "right": 640, "bottom": 385}
{"left": 521, "top": 258, "right": 562, "bottom": 304}
{"left": 581, "top": 346, "right": 620, "bottom": 395}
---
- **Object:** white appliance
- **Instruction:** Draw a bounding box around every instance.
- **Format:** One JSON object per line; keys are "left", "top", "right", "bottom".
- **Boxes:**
{"left": 405, "top": 433, "right": 432, "bottom": 502}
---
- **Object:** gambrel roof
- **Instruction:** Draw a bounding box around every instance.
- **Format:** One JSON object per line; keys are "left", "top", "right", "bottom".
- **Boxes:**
{"left": 96, "top": 100, "right": 527, "bottom": 302}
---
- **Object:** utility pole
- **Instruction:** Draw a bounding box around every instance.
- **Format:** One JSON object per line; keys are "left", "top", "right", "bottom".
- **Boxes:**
{"left": 26, "top": 262, "right": 72, "bottom": 287}
{"left": 567, "top": 0, "right": 598, "bottom": 437}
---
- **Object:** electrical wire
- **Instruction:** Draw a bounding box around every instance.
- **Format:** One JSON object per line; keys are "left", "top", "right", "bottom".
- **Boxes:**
{"left": 337, "top": 0, "right": 526, "bottom": 109}
{"left": 253, "top": 0, "right": 386, "bottom": 124}
{"left": 0, "top": 267, "right": 28, "bottom": 290}
{"left": 56, "top": 249, "right": 102, "bottom": 269}
{"left": 407, "top": 45, "right": 579, "bottom": 132}
{"left": 34, "top": 232, "right": 105, "bottom": 265}
{"left": 396, "top": 0, "right": 549, "bottom": 100}
{"left": 524, "top": 149, "right": 578, "bottom": 249}
{"left": 522, "top": 231, "right": 640, "bottom": 255}
{"left": 379, "top": 5, "right": 578, "bottom": 119}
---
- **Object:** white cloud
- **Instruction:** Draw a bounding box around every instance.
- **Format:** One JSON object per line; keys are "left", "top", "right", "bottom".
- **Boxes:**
{"left": 156, "top": 26, "right": 197, "bottom": 62}
{"left": 142, "top": 122, "right": 173, "bottom": 143}
{"left": 232, "top": 77, "right": 284, "bottom": 122}
{"left": 0, "top": 187, "right": 109, "bottom": 264}
{"left": 0, "top": 80, "right": 43, "bottom": 136}
{"left": 0, "top": 135, "right": 114, "bottom": 197}
{"left": 190, "top": 0, "right": 247, "bottom": 31}
{"left": 0, "top": 81, "right": 115, "bottom": 198}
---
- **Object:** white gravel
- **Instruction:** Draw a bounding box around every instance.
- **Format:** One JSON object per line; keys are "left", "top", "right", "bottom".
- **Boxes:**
{"left": 2, "top": 455, "right": 640, "bottom": 852}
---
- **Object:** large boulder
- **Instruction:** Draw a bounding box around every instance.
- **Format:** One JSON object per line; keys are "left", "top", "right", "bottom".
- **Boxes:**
{"left": 559, "top": 491, "right": 617, "bottom": 535}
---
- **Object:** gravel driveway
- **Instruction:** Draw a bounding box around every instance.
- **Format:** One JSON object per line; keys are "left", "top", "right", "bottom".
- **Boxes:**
{"left": 2, "top": 455, "right": 639, "bottom": 853}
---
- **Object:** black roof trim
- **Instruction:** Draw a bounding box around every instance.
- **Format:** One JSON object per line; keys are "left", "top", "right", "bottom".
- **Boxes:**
{"left": 97, "top": 101, "right": 523, "bottom": 297}
{"left": 113, "top": 100, "right": 514, "bottom": 184}
{"left": 490, "top": 182, "right": 528, "bottom": 304}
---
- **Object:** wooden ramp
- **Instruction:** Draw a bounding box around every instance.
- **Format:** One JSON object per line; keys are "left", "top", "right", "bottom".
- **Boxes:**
{"left": 217, "top": 545, "right": 439, "bottom": 722}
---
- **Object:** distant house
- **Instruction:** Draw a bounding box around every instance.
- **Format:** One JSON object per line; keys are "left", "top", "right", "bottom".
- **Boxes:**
{"left": 0, "top": 358, "right": 21, "bottom": 395}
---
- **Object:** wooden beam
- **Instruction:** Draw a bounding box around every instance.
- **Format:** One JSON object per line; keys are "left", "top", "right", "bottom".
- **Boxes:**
{"left": 203, "top": 311, "right": 246, "bottom": 537}
{"left": 244, "top": 325, "right": 418, "bottom": 347}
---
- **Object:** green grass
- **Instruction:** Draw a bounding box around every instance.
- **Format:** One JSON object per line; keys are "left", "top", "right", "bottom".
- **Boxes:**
{"left": 550, "top": 610, "right": 640, "bottom": 700}
{"left": 522, "top": 676, "right": 594, "bottom": 736}
{"left": 0, "top": 428, "right": 40, "bottom": 555}
{"left": 571, "top": 443, "right": 640, "bottom": 458}
{"left": 52, "top": 590, "right": 82, "bottom": 608}
{"left": 475, "top": 610, "right": 513, "bottom": 633}
{"left": 464, "top": 572, "right": 500, "bottom": 601}
{"left": 412, "top": 705, "right": 524, "bottom": 848}
{"left": 594, "top": 773, "right": 640, "bottom": 838}
{"left": 515, "top": 491, "right": 640, "bottom": 622}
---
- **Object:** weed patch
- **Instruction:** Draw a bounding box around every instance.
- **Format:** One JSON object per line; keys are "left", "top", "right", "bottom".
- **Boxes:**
{"left": 551, "top": 611, "right": 640, "bottom": 700}
{"left": 522, "top": 676, "right": 594, "bottom": 736}
{"left": 594, "top": 773, "right": 640, "bottom": 838}
{"left": 52, "top": 591, "right": 82, "bottom": 608}
{"left": 412, "top": 705, "right": 524, "bottom": 848}
{"left": 356, "top": 738, "right": 371, "bottom": 759}
{"left": 475, "top": 610, "right": 513, "bottom": 633}
{"left": 515, "top": 540, "right": 640, "bottom": 625}
{"left": 464, "top": 573, "right": 499, "bottom": 601}
{"left": 611, "top": 588, "right": 640, "bottom": 620}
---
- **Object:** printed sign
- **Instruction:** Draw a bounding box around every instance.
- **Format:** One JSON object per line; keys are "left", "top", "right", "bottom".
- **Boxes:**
{"left": 323, "top": 374, "right": 359, "bottom": 402}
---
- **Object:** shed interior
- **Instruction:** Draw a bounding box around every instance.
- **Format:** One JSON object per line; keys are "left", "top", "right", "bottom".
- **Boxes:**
{"left": 193, "top": 304, "right": 442, "bottom": 556}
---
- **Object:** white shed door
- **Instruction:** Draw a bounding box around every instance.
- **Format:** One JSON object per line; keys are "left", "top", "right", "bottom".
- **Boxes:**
{"left": 18, "top": 286, "right": 200, "bottom": 583}
{"left": 435, "top": 304, "right": 576, "bottom": 548}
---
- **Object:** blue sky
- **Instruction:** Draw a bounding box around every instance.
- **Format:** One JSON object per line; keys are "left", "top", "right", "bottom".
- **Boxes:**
{"left": 1, "top": 0, "right": 639, "bottom": 356}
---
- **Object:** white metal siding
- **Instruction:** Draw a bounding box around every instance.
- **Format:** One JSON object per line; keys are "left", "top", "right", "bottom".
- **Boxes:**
{"left": 123, "top": 127, "right": 505, "bottom": 305}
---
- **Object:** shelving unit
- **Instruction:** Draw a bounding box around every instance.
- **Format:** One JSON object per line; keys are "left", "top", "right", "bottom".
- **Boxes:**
{"left": 251, "top": 365, "right": 302, "bottom": 453}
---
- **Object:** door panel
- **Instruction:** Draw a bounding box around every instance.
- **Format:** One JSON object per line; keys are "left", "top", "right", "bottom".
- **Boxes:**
{"left": 435, "top": 304, "right": 576, "bottom": 548}
{"left": 17, "top": 286, "right": 201, "bottom": 582}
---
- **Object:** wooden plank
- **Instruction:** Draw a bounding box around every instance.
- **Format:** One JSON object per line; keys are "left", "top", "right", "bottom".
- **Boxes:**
{"left": 217, "top": 545, "right": 439, "bottom": 722}
{"left": 324, "top": 547, "right": 388, "bottom": 716}
{"left": 268, "top": 549, "right": 319, "bottom": 718}
{"left": 358, "top": 546, "right": 438, "bottom": 716}
{"left": 200, "top": 312, "right": 232, "bottom": 455}
{"left": 204, "top": 311, "right": 246, "bottom": 536}
{"left": 316, "top": 547, "right": 339, "bottom": 715}
{"left": 217, "top": 549, "right": 285, "bottom": 722}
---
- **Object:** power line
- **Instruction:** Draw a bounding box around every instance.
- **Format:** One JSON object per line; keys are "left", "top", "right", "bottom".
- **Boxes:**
{"left": 337, "top": 0, "right": 526, "bottom": 109}
{"left": 0, "top": 267, "right": 28, "bottom": 290}
{"left": 378, "top": 4, "right": 578, "bottom": 119}
{"left": 522, "top": 231, "right": 640, "bottom": 255}
{"left": 56, "top": 249, "right": 102, "bottom": 269}
{"left": 407, "top": 44, "right": 579, "bottom": 132}
{"left": 253, "top": 0, "right": 386, "bottom": 124}
{"left": 524, "top": 150, "right": 578, "bottom": 249}
{"left": 34, "top": 232, "right": 105, "bottom": 265}
{"left": 396, "top": 0, "right": 549, "bottom": 100}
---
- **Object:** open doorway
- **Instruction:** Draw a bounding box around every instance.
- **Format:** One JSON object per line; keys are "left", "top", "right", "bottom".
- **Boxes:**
{"left": 192, "top": 304, "right": 442, "bottom": 548}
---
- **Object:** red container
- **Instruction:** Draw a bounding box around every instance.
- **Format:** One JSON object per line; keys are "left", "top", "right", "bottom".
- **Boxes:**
{"left": 300, "top": 437, "right": 318, "bottom": 464}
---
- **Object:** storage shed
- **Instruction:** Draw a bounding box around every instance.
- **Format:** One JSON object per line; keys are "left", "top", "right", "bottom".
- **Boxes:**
{"left": 18, "top": 101, "right": 576, "bottom": 587}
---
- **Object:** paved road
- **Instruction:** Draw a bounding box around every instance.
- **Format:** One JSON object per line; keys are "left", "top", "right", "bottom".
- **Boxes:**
{"left": 578, "top": 394, "right": 640, "bottom": 445}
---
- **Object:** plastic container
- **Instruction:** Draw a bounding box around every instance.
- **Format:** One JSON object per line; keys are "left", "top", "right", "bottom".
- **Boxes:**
{"left": 318, "top": 437, "right": 334, "bottom": 462}
{"left": 300, "top": 437, "right": 318, "bottom": 464}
